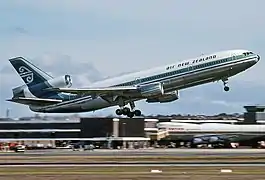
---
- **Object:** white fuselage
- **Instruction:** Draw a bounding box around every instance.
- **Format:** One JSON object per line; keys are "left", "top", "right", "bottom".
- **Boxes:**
{"left": 157, "top": 122, "right": 265, "bottom": 144}
{"left": 157, "top": 122, "right": 265, "bottom": 134}
{"left": 30, "top": 49, "right": 260, "bottom": 113}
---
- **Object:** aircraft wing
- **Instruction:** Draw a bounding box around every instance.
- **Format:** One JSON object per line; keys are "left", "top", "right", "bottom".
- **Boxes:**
{"left": 7, "top": 97, "right": 62, "bottom": 106}
{"left": 47, "top": 86, "right": 139, "bottom": 96}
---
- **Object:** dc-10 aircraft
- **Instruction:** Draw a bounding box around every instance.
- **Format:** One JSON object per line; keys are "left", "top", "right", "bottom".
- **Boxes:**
{"left": 7, "top": 49, "right": 260, "bottom": 118}
{"left": 157, "top": 122, "right": 265, "bottom": 148}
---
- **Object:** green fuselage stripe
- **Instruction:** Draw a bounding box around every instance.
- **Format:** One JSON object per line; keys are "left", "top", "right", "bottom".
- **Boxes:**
{"left": 117, "top": 54, "right": 254, "bottom": 87}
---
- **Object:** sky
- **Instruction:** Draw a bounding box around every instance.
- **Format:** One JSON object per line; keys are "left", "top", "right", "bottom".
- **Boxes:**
{"left": 0, "top": 0, "right": 265, "bottom": 118}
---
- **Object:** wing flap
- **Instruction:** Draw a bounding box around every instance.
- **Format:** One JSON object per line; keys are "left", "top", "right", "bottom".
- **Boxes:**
{"left": 7, "top": 97, "right": 62, "bottom": 106}
{"left": 47, "top": 86, "right": 139, "bottom": 95}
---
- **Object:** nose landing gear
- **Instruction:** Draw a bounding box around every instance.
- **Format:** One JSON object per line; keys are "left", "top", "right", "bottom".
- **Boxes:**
{"left": 222, "top": 78, "right": 230, "bottom": 92}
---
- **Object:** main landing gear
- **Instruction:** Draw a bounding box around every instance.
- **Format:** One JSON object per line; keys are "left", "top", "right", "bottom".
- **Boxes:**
{"left": 115, "top": 101, "right": 142, "bottom": 118}
{"left": 115, "top": 108, "right": 141, "bottom": 118}
{"left": 222, "top": 78, "right": 230, "bottom": 92}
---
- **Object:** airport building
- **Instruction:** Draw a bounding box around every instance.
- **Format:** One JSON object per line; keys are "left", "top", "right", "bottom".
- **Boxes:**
{"left": 0, "top": 117, "right": 154, "bottom": 149}
{"left": 243, "top": 105, "right": 265, "bottom": 124}
{"left": 0, "top": 105, "right": 262, "bottom": 148}
{"left": 0, "top": 120, "right": 80, "bottom": 139}
{"left": 0, "top": 118, "right": 148, "bottom": 139}
{"left": 0, "top": 115, "right": 248, "bottom": 140}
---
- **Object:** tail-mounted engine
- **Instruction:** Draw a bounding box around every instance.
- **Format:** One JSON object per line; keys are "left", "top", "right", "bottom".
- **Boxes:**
{"left": 46, "top": 75, "right": 72, "bottom": 88}
{"left": 11, "top": 75, "right": 72, "bottom": 98}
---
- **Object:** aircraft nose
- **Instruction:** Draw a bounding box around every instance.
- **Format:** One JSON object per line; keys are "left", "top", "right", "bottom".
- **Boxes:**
{"left": 257, "top": 55, "right": 260, "bottom": 61}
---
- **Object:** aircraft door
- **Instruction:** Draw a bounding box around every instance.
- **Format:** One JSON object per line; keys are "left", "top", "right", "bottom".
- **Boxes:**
{"left": 232, "top": 53, "right": 236, "bottom": 60}
{"left": 188, "top": 62, "right": 193, "bottom": 71}
{"left": 229, "top": 53, "right": 237, "bottom": 76}
{"left": 135, "top": 77, "right": 141, "bottom": 85}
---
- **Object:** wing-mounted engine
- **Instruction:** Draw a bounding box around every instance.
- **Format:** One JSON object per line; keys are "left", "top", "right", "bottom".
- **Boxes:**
{"left": 192, "top": 135, "right": 228, "bottom": 145}
{"left": 138, "top": 82, "right": 164, "bottom": 97}
{"left": 146, "top": 90, "right": 179, "bottom": 103}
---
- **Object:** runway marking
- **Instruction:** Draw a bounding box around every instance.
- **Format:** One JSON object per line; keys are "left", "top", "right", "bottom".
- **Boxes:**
{"left": 1, "top": 163, "right": 265, "bottom": 167}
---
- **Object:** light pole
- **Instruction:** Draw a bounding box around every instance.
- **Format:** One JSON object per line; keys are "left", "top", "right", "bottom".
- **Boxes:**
{"left": 122, "top": 122, "right": 126, "bottom": 137}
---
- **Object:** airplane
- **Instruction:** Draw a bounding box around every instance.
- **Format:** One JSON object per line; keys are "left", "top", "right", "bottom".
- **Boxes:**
{"left": 157, "top": 122, "right": 265, "bottom": 148}
{"left": 7, "top": 49, "right": 260, "bottom": 118}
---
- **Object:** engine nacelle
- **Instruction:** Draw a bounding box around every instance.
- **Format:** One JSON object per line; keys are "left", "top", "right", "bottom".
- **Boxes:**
{"left": 146, "top": 90, "right": 179, "bottom": 103}
{"left": 138, "top": 83, "right": 164, "bottom": 97}
{"left": 192, "top": 138, "right": 204, "bottom": 144}
{"left": 11, "top": 75, "right": 72, "bottom": 98}
{"left": 192, "top": 136, "right": 226, "bottom": 145}
{"left": 46, "top": 75, "right": 72, "bottom": 88}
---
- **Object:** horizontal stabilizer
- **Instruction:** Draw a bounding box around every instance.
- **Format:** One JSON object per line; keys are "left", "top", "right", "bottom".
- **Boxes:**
{"left": 46, "top": 86, "right": 139, "bottom": 95}
{"left": 7, "top": 97, "right": 62, "bottom": 106}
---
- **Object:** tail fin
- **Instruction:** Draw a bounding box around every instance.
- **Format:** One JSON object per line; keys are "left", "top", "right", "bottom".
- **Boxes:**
{"left": 9, "top": 57, "right": 53, "bottom": 87}
{"left": 9, "top": 57, "right": 73, "bottom": 101}
{"left": 9, "top": 57, "right": 60, "bottom": 99}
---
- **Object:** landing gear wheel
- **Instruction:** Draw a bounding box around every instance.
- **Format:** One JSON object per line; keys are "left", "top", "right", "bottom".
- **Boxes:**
{"left": 115, "top": 109, "right": 122, "bottom": 116}
{"left": 222, "top": 78, "right": 229, "bottom": 92}
{"left": 127, "top": 111, "right": 134, "bottom": 118}
{"left": 134, "top": 110, "right": 141, "bottom": 116}
{"left": 122, "top": 107, "right": 130, "bottom": 115}
{"left": 224, "top": 86, "right": 230, "bottom": 92}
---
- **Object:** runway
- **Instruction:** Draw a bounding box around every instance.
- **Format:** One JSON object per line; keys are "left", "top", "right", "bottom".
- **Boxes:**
{"left": 1, "top": 162, "right": 265, "bottom": 167}
{"left": 1, "top": 148, "right": 265, "bottom": 157}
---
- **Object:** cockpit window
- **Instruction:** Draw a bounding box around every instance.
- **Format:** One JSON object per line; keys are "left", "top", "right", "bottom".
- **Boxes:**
{"left": 243, "top": 52, "right": 254, "bottom": 56}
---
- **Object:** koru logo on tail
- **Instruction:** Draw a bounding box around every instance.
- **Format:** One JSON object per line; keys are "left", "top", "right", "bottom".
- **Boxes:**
{"left": 18, "top": 66, "right": 34, "bottom": 84}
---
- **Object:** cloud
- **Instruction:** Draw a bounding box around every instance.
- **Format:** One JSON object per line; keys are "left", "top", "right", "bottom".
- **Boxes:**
{"left": 31, "top": 53, "right": 104, "bottom": 84}
{"left": 210, "top": 100, "right": 242, "bottom": 109}
{"left": 11, "top": 27, "right": 29, "bottom": 35}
